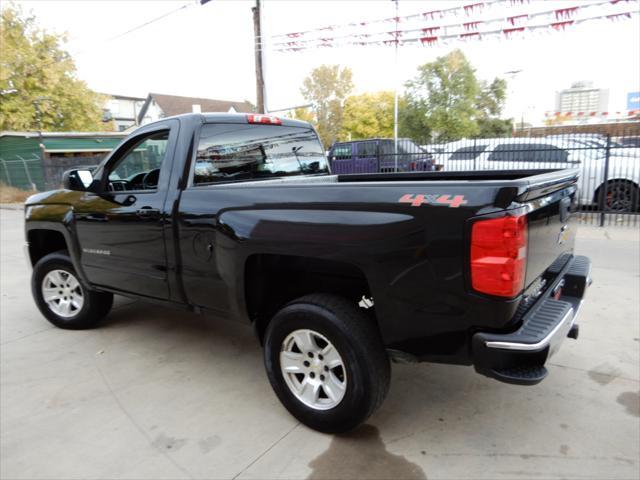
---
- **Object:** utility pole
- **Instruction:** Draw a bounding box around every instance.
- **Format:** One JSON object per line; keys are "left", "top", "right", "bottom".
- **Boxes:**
{"left": 252, "top": 0, "right": 266, "bottom": 113}
{"left": 393, "top": 0, "right": 399, "bottom": 172}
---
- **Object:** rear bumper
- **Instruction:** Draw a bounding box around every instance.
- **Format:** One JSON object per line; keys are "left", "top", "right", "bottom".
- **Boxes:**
{"left": 472, "top": 255, "right": 591, "bottom": 385}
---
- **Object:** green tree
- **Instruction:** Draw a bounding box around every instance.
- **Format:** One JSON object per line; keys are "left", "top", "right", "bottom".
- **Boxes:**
{"left": 0, "top": 6, "right": 106, "bottom": 131}
{"left": 300, "top": 65, "right": 354, "bottom": 147}
{"left": 342, "top": 91, "right": 395, "bottom": 140}
{"left": 403, "top": 50, "right": 479, "bottom": 143}
{"left": 401, "top": 50, "right": 511, "bottom": 142}
{"left": 398, "top": 96, "right": 431, "bottom": 145}
{"left": 476, "top": 78, "right": 512, "bottom": 137}
{"left": 290, "top": 106, "right": 315, "bottom": 124}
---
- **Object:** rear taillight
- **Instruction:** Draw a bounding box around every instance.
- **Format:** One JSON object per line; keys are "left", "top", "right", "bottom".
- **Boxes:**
{"left": 247, "top": 114, "right": 282, "bottom": 125}
{"left": 470, "top": 214, "right": 528, "bottom": 297}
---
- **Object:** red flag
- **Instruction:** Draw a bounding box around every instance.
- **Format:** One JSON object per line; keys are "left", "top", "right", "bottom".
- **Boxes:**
{"left": 503, "top": 27, "right": 525, "bottom": 37}
{"left": 422, "top": 27, "right": 441, "bottom": 35}
{"left": 420, "top": 36, "right": 438, "bottom": 46}
{"left": 463, "top": 3, "right": 483, "bottom": 15}
{"left": 607, "top": 12, "right": 632, "bottom": 20}
{"left": 423, "top": 10, "right": 441, "bottom": 20}
{"left": 555, "top": 7, "right": 578, "bottom": 20}
{"left": 551, "top": 20, "right": 574, "bottom": 31}
{"left": 507, "top": 14, "right": 528, "bottom": 25}
{"left": 463, "top": 21, "right": 482, "bottom": 31}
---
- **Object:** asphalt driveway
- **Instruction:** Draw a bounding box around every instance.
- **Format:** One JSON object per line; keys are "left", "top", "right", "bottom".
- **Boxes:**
{"left": 1, "top": 207, "right": 638, "bottom": 479}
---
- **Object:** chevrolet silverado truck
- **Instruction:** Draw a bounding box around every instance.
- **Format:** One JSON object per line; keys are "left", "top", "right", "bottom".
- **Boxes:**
{"left": 25, "top": 113, "right": 591, "bottom": 433}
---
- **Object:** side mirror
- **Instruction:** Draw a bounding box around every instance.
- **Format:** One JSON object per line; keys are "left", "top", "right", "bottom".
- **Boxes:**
{"left": 63, "top": 169, "right": 94, "bottom": 191}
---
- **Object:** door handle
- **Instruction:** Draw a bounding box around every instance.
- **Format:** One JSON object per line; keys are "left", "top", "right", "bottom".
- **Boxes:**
{"left": 136, "top": 207, "right": 160, "bottom": 218}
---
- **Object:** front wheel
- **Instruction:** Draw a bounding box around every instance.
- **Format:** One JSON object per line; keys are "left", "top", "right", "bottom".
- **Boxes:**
{"left": 263, "top": 294, "right": 390, "bottom": 433}
{"left": 31, "top": 251, "right": 113, "bottom": 329}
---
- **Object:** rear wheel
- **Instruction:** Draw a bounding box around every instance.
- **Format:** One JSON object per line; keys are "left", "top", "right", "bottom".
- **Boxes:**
{"left": 599, "top": 180, "right": 639, "bottom": 212}
{"left": 263, "top": 294, "right": 390, "bottom": 433}
{"left": 32, "top": 251, "right": 113, "bottom": 329}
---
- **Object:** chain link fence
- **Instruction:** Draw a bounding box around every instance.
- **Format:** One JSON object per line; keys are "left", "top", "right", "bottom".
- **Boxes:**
{"left": 0, "top": 154, "right": 43, "bottom": 191}
{"left": 0, "top": 153, "right": 108, "bottom": 192}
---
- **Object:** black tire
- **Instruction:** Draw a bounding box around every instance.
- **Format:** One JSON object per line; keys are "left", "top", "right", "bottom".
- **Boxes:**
{"left": 31, "top": 250, "right": 113, "bottom": 330}
{"left": 263, "top": 294, "right": 390, "bottom": 433}
{"left": 597, "top": 180, "right": 640, "bottom": 212}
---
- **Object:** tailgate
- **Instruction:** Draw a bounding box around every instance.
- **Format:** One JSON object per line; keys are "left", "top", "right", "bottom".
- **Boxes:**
{"left": 518, "top": 169, "right": 579, "bottom": 289}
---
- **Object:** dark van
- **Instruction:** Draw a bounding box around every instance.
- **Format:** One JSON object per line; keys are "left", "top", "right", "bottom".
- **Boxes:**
{"left": 328, "top": 138, "right": 436, "bottom": 174}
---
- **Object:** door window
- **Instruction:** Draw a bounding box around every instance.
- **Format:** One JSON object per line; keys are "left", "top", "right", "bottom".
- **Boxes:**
{"left": 450, "top": 145, "right": 488, "bottom": 160}
{"left": 332, "top": 144, "right": 353, "bottom": 160}
{"left": 488, "top": 143, "right": 569, "bottom": 163}
{"left": 357, "top": 142, "right": 377, "bottom": 158}
{"left": 107, "top": 131, "right": 169, "bottom": 191}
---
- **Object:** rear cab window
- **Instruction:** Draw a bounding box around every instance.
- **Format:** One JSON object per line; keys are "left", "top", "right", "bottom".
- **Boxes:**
{"left": 193, "top": 123, "right": 329, "bottom": 185}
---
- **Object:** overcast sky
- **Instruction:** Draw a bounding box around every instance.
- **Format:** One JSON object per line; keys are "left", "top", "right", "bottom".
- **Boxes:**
{"left": 9, "top": 0, "right": 640, "bottom": 124}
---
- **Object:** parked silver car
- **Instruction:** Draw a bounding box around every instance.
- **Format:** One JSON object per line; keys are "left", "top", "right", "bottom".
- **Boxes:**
{"left": 437, "top": 137, "right": 639, "bottom": 211}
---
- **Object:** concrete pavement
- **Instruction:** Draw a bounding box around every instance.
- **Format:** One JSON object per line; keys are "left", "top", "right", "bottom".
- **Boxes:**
{"left": 1, "top": 207, "right": 638, "bottom": 479}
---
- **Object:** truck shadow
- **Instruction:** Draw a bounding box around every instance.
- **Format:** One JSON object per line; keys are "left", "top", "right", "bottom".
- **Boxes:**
{"left": 307, "top": 424, "right": 427, "bottom": 480}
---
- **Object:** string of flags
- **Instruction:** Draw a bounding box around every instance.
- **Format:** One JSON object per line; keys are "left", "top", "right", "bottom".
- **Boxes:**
{"left": 271, "top": 0, "right": 505, "bottom": 39}
{"left": 545, "top": 110, "right": 640, "bottom": 118}
{"left": 270, "top": 0, "right": 638, "bottom": 52}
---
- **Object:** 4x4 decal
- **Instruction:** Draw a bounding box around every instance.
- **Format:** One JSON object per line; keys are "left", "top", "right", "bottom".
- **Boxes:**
{"left": 399, "top": 194, "right": 467, "bottom": 208}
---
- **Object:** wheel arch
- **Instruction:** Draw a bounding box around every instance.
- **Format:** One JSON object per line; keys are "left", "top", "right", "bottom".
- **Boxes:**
{"left": 593, "top": 178, "right": 640, "bottom": 204}
{"left": 244, "top": 253, "right": 377, "bottom": 343}
{"left": 25, "top": 205, "right": 90, "bottom": 287}
{"left": 27, "top": 229, "right": 68, "bottom": 266}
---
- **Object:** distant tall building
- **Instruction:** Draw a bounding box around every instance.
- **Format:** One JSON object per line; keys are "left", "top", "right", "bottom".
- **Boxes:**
{"left": 555, "top": 81, "right": 609, "bottom": 114}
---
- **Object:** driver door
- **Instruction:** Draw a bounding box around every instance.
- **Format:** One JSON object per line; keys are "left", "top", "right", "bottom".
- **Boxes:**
{"left": 74, "top": 121, "right": 178, "bottom": 299}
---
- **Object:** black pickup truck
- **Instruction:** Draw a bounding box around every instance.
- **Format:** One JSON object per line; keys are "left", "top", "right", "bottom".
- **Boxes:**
{"left": 25, "top": 113, "right": 591, "bottom": 433}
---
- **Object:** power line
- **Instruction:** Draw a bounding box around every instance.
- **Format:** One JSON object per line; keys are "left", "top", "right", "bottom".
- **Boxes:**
{"left": 105, "top": 2, "right": 193, "bottom": 42}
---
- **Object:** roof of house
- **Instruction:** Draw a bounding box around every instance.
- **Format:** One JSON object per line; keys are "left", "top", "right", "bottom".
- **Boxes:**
{"left": 0, "top": 131, "right": 127, "bottom": 139}
{"left": 138, "top": 93, "right": 254, "bottom": 122}
{"left": 100, "top": 93, "right": 146, "bottom": 102}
